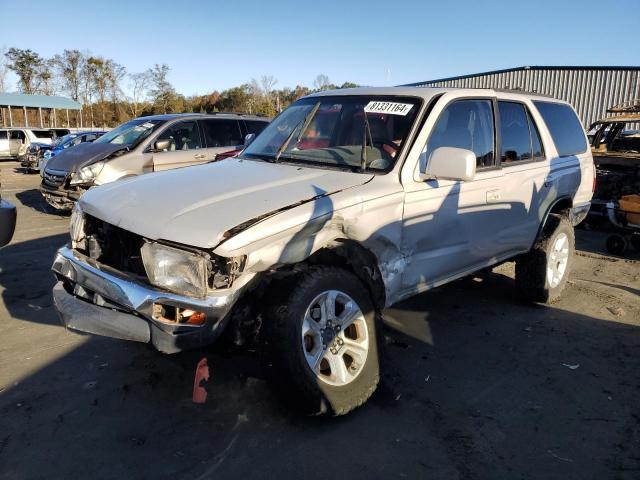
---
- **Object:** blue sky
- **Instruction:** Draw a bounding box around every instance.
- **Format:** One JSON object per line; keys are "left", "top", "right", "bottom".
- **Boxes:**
{"left": 1, "top": 0, "right": 638, "bottom": 95}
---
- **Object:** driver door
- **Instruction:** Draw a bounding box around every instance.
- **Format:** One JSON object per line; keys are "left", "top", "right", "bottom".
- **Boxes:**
{"left": 151, "top": 121, "right": 205, "bottom": 171}
{"left": 401, "top": 98, "right": 509, "bottom": 292}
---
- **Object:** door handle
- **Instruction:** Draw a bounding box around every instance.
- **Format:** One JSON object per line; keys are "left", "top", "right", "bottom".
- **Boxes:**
{"left": 194, "top": 153, "right": 206, "bottom": 160}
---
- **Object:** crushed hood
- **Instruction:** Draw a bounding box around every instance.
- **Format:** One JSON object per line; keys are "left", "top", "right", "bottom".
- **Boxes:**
{"left": 45, "top": 143, "right": 128, "bottom": 173}
{"left": 80, "top": 158, "right": 373, "bottom": 248}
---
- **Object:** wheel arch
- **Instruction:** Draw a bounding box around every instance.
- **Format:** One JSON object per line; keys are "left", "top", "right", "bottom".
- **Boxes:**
{"left": 534, "top": 196, "right": 573, "bottom": 244}
{"left": 305, "top": 238, "right": 387, "bottom": 311}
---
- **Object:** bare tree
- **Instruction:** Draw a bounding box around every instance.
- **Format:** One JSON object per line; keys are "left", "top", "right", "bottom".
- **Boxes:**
{"left": 127, "top": 70, "right": 151, "bottom": 117}
{"left": 0, "top": 46, "right": 10, "bottom": 92}
{"left": 108, "top": 61, "right": 126, "bottom": 122}
{"left": 313, "top": 73, "right": 331, "bottom": 91}
{"left": 149, "top": 64, "right": 176, "bottom": 114}
{"left": 260, "top": 75, "right": 278, "bottom": 98}
{"left": 52, "top": 49, "right": 85, "bottom": 101}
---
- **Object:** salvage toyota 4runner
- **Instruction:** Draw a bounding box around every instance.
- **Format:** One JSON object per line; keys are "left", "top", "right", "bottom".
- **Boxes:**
{"left": 51, "top": 87, "right": 594, "bottom": 415}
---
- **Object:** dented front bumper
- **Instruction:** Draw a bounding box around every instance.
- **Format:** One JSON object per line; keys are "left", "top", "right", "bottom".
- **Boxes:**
{"left": 51, "top": 246, "right": 245, "bottom": 353}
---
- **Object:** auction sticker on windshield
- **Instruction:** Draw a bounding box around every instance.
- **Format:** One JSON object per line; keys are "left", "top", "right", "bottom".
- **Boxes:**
{"left": 364, "top": 101, "right": 413, "bottom": 116}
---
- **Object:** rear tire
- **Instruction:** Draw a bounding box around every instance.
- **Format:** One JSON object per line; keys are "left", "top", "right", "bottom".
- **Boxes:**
{"left": 515, "top": 215, "right": 574, "bottom": 303}
{"left": 261, "top": 266, "right": 380, "bottom": 416}
{"left": 606, "top": 234, "right": 628, "bottom": 255}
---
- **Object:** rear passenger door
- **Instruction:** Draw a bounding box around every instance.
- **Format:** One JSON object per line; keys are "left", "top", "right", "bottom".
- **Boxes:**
{"left": 494, "top": 100, "right": 549, "bottom": 251}
{"left": 200, "top": 119, "right": 244, "bottom": 160}
{"left": 151, "top": 120, "right": 206, "bottom": 171}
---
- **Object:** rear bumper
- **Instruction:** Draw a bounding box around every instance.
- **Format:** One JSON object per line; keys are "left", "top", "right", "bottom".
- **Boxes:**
{"left": 570, "top": 202, "right": 591, "bottom": 226}
{"left": 51, "top": 246, "right": 246, "bottom": 353}
{"left": 0, "top": 199, "right": 17, "bottom": 248}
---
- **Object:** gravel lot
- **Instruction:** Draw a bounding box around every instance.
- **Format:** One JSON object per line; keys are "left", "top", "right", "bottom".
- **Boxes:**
{"left": 1, "top": 160, "right": 639, "bottom": 480}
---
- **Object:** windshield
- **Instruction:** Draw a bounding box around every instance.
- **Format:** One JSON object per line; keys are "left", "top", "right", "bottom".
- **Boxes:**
{"left": 242, "top": 95, "right": 421, "bottom": 172}
{"left": 95, "top": 119, "right": 165, "bottom": 147}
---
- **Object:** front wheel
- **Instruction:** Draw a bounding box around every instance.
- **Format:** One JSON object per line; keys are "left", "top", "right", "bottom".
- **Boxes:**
{"left": 515, "top": 215, "right": 575, "bottom": 303}
{"left": 261, "top": 266, "right": 380, "bottom": 416}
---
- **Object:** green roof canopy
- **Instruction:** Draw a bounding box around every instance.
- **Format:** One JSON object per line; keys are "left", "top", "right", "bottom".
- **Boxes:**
{"left": 0, "top": 92, "right": 81, "bottom": 110}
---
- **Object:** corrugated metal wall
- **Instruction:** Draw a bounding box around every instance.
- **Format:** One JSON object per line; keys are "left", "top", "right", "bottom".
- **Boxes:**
{"left": 411, "top": 68, "right": 640, "bottom": 127}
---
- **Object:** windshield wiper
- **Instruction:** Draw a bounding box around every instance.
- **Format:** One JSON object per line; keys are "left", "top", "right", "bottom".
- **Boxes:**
{"left": 274, "top": 101, "right": 321, "bottom": 162}
{"left": 360, "top": 107, "right": 374, "bottom": 172}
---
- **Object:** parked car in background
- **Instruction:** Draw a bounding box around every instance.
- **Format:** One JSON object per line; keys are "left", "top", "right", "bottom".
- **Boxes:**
{"left": 51, "top": 87, "right": 593, "bottom": 415}
{"left": 0, "top": 128, "right": 69, "bottom": 160}
{"left": 21, "top": 131, "right": 106, "bottom": 173}
{"left": 40, "top": 113, "right": 269, "bottom": 210}
{"left": 0, "top": 175, "right": 16, "bottom": 248}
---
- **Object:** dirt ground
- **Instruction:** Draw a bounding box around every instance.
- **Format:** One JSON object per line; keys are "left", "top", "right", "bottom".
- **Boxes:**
{"left": 0, "top": 160, "right": 638, "bottom": 480}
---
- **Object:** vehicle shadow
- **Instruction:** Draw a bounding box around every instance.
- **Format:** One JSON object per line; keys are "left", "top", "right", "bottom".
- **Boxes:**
{"left": 14, "top": 188, "right": 70, "bottom": 216}
{"left": 1, "top": 262, "right": 638, "bottom": 479}
{"left": 0, "top": 233, "right": 69, "bottom": 326}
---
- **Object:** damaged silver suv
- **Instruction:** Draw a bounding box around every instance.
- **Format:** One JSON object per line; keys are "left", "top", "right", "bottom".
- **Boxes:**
{"left": 51, "top": 87, "right": 594, "bottom": 415}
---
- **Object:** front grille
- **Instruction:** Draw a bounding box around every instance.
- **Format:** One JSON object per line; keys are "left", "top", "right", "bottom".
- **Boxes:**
{"left": 43, "top": 169, "right": 68, "bottom": 188}
{"left": 79, "top": 215, "right": 147, "bottom": 278}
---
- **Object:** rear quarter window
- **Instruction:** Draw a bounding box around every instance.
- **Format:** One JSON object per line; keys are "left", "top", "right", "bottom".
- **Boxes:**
{"left": 533, "top": 101, "right": 587, "bottom": 157}
{"left": 33, "top": 130, "right": 55, "bottom": 139}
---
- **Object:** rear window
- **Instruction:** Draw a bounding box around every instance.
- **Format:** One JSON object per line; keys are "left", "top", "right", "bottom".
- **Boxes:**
{"left": 533, "top": 101, "right": 587, "bottom": 157}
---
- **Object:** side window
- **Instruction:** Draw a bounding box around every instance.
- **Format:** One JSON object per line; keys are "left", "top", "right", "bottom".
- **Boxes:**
{"left": 72, "top": 136, "right": 83, "bottom": 146}
{"left": 533, "top": 101, "right": 587, "bottom": 157}
{"left": 10, "top": 131, "right": 25, "bottom": 141}
{"left": 527, "top": 111, "right": 544, "bottom": 160}
{"left": 425, "top": 99, "right": 495, "bottom": 168}
{"left": 498, "top": 102, "right": 532, "bottom": 163}
{"left": 156, "top": 121, "right": 202, "bottom": 152}
{"left": 84, "top": 134, "right": 97, "bottom": 142}
{"left": 244, "top": 120, "right": 268, "bottom": 136}
{"left": 0, "top": 131, "right": 7, "bottom": 140}
{"left": 201, "top": 119, "right": 243, "bottom": 147}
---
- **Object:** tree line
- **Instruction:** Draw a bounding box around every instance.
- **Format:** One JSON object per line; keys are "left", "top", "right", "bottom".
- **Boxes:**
{"left": 0, "top": 47, "right": 359, "bottom": 127}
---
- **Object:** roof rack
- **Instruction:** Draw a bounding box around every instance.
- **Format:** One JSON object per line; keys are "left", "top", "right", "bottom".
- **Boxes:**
{"left": 607, "top": 99, "right": 640, "bottom": 114}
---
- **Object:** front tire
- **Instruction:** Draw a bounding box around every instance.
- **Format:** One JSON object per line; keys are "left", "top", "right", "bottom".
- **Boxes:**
{"left": 515, "top": 215, "right": 575, "bottom": 303}
{"left": 261, "top": 266, "right": 380, "bottom": 416}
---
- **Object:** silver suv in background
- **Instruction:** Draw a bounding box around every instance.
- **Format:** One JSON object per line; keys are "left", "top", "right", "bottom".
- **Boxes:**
{"left": 52, "top": 87, "right": 594, "bottom": 415}
{"left": 40, "top": 113, "right": 269, "bottom": 209}
{"left": 0, "top": 128, "right": 69, "bottom": 159}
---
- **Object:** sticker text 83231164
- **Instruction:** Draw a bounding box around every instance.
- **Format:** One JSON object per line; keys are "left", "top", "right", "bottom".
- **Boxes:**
{"left": 364, "top": 101, "right": 413, "bottom": 116}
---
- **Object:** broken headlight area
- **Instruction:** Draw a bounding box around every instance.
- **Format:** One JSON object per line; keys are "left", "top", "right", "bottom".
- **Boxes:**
{"left": 142, "top": 241, "right": 209, "bottom": 298}
{"left": 72, "top": 214, "right": 246, "bottom": 296}
{"left": 70, "top": 161, "right": 104, "bottom": 185}
{"left": 69, "top": 202, "right": 86, "bottom": 246}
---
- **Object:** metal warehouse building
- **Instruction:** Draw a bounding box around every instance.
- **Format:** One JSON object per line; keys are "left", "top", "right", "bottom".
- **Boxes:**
{"left": 406, "top": 66, "right": 640, "bottom": 127}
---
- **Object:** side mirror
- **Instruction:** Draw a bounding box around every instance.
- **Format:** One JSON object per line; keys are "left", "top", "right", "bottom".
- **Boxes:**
{"left": 420, "top": 147, "right": 476, "bottom": 182}
{"left": 244, "top": 133, "right": 256, "bottom": 147}
{"left": 153, "top": 139, "right": 171, "bottom": 152}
